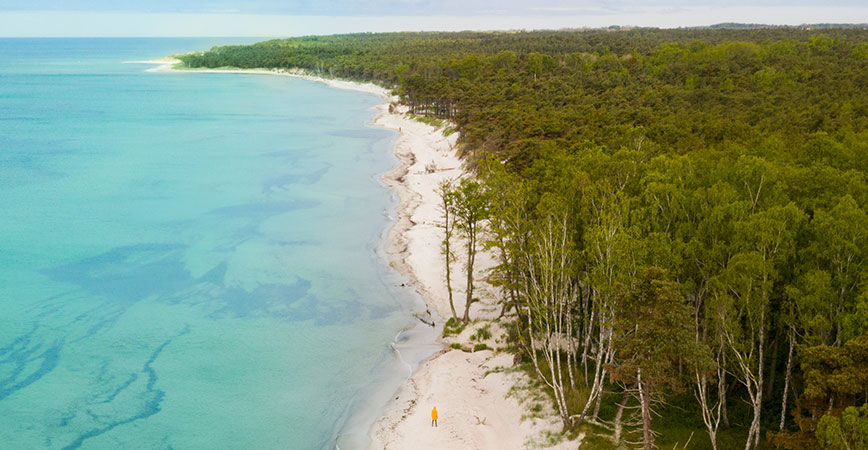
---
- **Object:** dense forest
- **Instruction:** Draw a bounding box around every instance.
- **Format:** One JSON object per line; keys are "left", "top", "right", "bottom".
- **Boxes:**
{"left": 180, "top": 28, "right": 868, "bottom": 449}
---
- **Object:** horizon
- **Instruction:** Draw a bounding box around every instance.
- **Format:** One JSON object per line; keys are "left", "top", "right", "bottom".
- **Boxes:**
{"left": 1, "top": 23, "right": 867, "bottom": 41}
{"left": 2, "top": 2, "right": 868, "bottom": 37}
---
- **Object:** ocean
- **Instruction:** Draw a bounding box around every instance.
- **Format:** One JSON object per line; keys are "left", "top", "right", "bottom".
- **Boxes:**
{"left": 0, "top": 38, "right": 432, "bottom": 449}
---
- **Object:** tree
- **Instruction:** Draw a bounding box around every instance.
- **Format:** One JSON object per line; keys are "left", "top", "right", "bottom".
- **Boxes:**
{"left": 774, "top": 335, "right": 868, "bottom": 449}
{"left": 816, "top": 404, "right": 868, "bottom": 450}
{"left": 612, "top": 267, "right": 710, "bottom": 450}
{"left": 518, "top": 193, "right": 577, "bottom": 429}
{"left": 806, "top": 195, "right": 868, "bottom": 345}
{"left": 717, "top": 204, "right": 804, "bottom": 450}
{"left": 438, "top": 179, "right": 459, "bottom": 320}
{"left": 480, "top": 160, "right": 528, "bottom": 319}
{"left": 453, "top": 178, "right": 489, "bottom": 323}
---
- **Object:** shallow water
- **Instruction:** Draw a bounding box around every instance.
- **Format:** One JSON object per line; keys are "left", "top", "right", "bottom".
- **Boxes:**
{"left": 0, "top": 38, "right": 426, "bottom": 449}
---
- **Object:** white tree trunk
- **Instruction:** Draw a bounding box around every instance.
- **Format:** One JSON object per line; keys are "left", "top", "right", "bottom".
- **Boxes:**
{"left": 638, "top": 368, "right": 653, "bottom": 450}
{"left": 779, "top": 329, "right": 795, "bottom": 431}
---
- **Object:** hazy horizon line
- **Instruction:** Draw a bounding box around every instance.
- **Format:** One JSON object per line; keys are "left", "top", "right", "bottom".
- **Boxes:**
{"left": 1, "top": 8, "right": 867, "bottom": 38}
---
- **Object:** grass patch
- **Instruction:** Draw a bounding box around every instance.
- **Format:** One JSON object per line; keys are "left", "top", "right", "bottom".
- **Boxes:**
{"left": 578, "top": 433, "right": 618, "bottom": 450}
{"left": 473, "top": 343, "right": 491, "bottom": 352}
{"left": 471, "top": 323, "right": 492, "bottom": 342}
{"left": 449, "top": 343, "right": 463, "bottom": 350}
{"left": 408, "top": 113, "right": 448, "bottom": 129}
{"left": 484, "top": 364, "right": 520, "bottom": 377}
{"left": 442, "top": 317, "right": 466, "bottom": 337}
{"left": 525, "top": 429, "right": 566, "bottom": 449}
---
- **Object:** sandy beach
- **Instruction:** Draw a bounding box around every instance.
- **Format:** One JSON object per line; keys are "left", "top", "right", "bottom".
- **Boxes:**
{"left": 137, "top": 58, "right": 579, "bottom": 449}
{"left": 369, "top": 103, "right": 578, "bottom": 450}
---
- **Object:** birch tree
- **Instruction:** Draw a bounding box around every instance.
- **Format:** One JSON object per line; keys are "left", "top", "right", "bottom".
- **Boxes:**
{"left": 519, "top": 194, "right": 577, "bottom": 429}
{"left": 718, "top": 204, "right": 804, "bottom": 450}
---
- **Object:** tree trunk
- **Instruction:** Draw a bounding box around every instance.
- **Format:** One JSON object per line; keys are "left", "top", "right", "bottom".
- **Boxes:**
{"left": 567, "top": 308, "right": 576, "bottom": 389}
{"left": 695, "top": 368, "right": 722, "bottom": 450}
{"left": 591, "top": 320, "right": 615, "bottom": 420}
{"left": 779, "top": 329, "right": 795, "bottom": 431}
{"left": 581, "top": 301, "right": 596, "bottom": 386}
{"left": 575, "top": 324, "right": 609, "bottom": 426}
{"left": 592, "top": 383, "right": 604, "bottom": 419}
{"left": 765, "top": 329, "right": 781, "bottom": 400}
{"left": 445, "top": 220, "right": 457, "bottom": 321}
{"left": 743, "top": 324, "right": 765, "bottom": 450}
{"left": 462, "top": 225, "right": 476, "bottom": 322}
{"left": 709, "top": 378, "right": 720, "bottom": 450}
{"left": 613, "top": 390, "right": 631, "bottom": 445}
{"left": 440, "top": 182, "right": 458, "bottom": 321}
{"left": 638, "top": 369, "right": 653, "bottom": 450}
{"left": 527, "top": 331, "right": 571, "bottom": 429}
{"left": 746, "top": 393, "right": 762, "bottom": 450}
{"left": 721, "top": 361, "right": 730, "bottom": 429}
{"left": 495, "top": 239, "right": 517, "bottom": 319}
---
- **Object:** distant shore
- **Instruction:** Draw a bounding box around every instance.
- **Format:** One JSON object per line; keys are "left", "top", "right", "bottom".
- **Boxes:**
{"left": 137, "top": 58, "right": 578, "bottom": 450}
{"left": 128, "top": 58, "right": 390, "bottom": 99}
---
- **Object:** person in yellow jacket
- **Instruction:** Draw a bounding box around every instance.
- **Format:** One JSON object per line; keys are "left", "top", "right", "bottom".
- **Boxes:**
{"left": 431, "top": 406, "right": 438, "bottom": 427}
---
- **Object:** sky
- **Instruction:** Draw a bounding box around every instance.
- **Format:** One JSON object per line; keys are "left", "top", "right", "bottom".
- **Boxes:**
{"left": 1, "top": 1, "right": 867, "bottom": 37}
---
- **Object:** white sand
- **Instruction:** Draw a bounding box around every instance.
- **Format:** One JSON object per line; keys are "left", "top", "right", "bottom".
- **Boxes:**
{"left": 139, "top": 58, "right": 579, "bottom": 449}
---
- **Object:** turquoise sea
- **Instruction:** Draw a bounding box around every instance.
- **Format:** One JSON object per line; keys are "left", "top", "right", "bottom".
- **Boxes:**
{"left": 0, "top": 39, "right": 435, "bottom": 449}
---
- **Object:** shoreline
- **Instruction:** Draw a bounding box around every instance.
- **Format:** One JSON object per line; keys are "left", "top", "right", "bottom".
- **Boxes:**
{"left": 127, "top": 58, "right": 390, "bottom": 99}
{"left": 365, "top": 97, "right": 579, "bottom": 450}
{"left": 137, "top": 58, "right": 579, "bottom": 449}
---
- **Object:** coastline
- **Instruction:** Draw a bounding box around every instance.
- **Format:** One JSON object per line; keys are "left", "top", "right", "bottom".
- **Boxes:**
{"left": 128, "top": 58, "right": 389, "bottom": 98}
{"left": 366, "top": 101, "right": 579, "bottom": 450}
{"left": 137, "top": 58, "right": 579, "bottom": 449}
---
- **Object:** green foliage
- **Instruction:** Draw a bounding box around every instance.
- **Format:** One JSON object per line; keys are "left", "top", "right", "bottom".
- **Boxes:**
{"left": 451, "top": 177, "right": 490, "bottom": 322}
{"left": 449, "top": 343, "right": 463, "bottom": 350}
{"left": 776, "top": 336, "right": 868, "bottom": 448}
{"left": 802, "top": 336, "right": 868, "bottom": 413}
{"left": 612, "top": 267, "right": 711, "bottom": 392}
{"left": 816, "top": 404, "right": 868, "bottom": 450}
{"left": 180, "top": 29, "right": 868, "bottom": 159}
